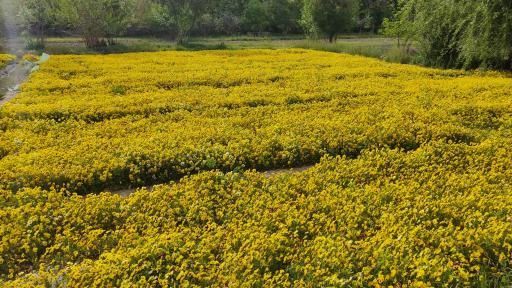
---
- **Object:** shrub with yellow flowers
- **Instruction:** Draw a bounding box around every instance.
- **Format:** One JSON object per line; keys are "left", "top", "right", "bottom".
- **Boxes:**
{"left": 0, "top": 54, "right": 15, "bottom": 70}
{"left": 22, "top": 53, "right": 39, "bottom": 63}
{"left": 1, "top": 138, "right": 512, "bottom": 287}
{"left": 0, "top": 49, "right": 511, "bottom": 194}
{"left": 1, "top": 49, "right": 512, "bottom": 286}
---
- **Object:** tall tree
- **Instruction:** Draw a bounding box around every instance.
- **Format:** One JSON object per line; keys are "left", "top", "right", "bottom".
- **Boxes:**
{"left": 267, "top": 0, "right": 301, "bottom": 34}
{"left": 382, "top": 0, "right": 416, "bottom": 51}
{"left": 103, "top": 0, "right": 135, "bottom": 44}
{"left": 303, "top": 0, "right": 359, "bottom": 42}
{"left": 359, "top": 0, "right": 393, "bottom": 33}
{"left": 152, "top": 0, "right": 211, "bottom": 43}
{"left": 241, "top": 0, "right": 269, "bottom": 33}
{"left": 388, "top": 0, "right": 512, "bottom": 70}
{"left": 300, "top": 0, "right": 319, "bottom": 37}
{"left": 20, "top": 0, "right": 63, "bottom": 47}
{"left": 60, "top": 0, "right": 134, "bottom": 47}
{"left": 460, "top": 0, "right": 512, "bottom": 70}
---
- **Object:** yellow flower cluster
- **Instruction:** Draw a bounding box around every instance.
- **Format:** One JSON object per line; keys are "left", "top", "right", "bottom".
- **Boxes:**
{"left": 0, "top": 54, "right": 15, "bottom": 69}
{"left": 2, "top": 49, "right": 512, "bottom": 286}
{"left": 1, "top": 49, "right": 511, "bottom": 194}
{"left": 22, "top": 53, "right": 39, "bottom": 63}
{"left": 2, "top": 138, "right": 512, "bottom": 287}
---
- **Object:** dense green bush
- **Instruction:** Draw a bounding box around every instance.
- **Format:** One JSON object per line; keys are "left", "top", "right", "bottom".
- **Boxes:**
{"left": 386, "top": 0, "right": 512, "bottom": 70}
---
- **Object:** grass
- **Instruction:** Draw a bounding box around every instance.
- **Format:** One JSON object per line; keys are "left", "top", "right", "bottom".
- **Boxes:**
{"left": 39, "top": 34, "right": 414, "bottom": 64}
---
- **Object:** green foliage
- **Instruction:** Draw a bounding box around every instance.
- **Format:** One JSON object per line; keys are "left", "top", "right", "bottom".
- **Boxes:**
{"left": 412, "top": 0, "right": 467, "bottom": 68}
{"left": 359, "top": 0, "right": 394, "bottom": 33}
{"left": 103, "top": 0, "right": 136, "bottom": 44}
{"left": 59, "top": 0, "right": 135, "bottom": 47}
{"left": 19, "top": 0, "right": 396, "bottom": 45}
{"left": 382, "top": 0, "right": 415, "bottom": 50}
{"left": 389, "top": 0, "right": 512, "bottom": 70}
{"left": 20, "top": 0, "right": 65, "bottom": 47}
{"left": 110, "top": 85, "right": 127, "bottom": 95}
{"left": 460, "top": 0, "right": 512, "bottom": 70}
{"left": 266, "top": 0, "right": 301, "bottom": 33}
{"left": 151, "top": 0, "right": 211, "bottom": 43}
{"left": 241, "top": 0, "right": 269, "bottom": 32}
{"left": 303, "top": 0, "right": 359, "bottom": 42}
{"left": 299, "top": 0, "right": 320, "bottom": 37}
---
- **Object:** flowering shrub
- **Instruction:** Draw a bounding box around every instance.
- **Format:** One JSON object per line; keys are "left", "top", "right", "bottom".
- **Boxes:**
{"left": 22, "top": 53, "right": 39, "bottom": 63}
{"left": 1, "top": 49, "right": 511, "bottom": 194}
{"left": 1, "top": 139, "right": 512, "bottom": 287}
{"left": 1, "top": 49, "right": 512, "bottom": 286}
{"left": 0, "top": 54, "right": 15, "bottom": 69}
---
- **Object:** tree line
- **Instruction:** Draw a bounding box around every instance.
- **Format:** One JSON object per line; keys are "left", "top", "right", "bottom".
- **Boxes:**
{"left": 20, "top": 0, "right": 512, "bottom": 70}
{"left": 21, "top": 0, "right": 395, "bottom": 46}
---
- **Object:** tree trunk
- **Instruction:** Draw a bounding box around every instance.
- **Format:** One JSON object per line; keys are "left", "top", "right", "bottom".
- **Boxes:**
{"left": 509, "top": 50, "right": 512, "bottom": 71}
{"left": 38, "top": 23, "right": 46, "bottom": 48}
{"left": 107, "top": 37, "right": 116, "bottom": 46}
{"left": 84, "top": 36, "right": 100, "bottom": 48}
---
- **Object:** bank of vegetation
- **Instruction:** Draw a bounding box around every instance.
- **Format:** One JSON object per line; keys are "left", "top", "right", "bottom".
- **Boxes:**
{"left": 18, "top": 0, "right": 512, "bottom": 70}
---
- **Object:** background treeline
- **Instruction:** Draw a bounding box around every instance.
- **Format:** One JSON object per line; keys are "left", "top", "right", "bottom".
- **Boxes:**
{"left": 20, "top": 0, "right": 396, "bottom": 46}
{"left": 19, "top": 0, "right": 512, "bottom": 70}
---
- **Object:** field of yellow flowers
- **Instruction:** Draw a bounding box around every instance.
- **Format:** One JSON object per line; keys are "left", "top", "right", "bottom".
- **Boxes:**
{"left": 2, "top": 141, "right": 512, "bottom": 287}
{"left": 1, "top": 49, "right": 512, "bottom": 194}
{"left": 0, "top": 54, "right": 15, "bottom": 70}
{"left": 1, "top": 49, "right": 512, "bottom": 286}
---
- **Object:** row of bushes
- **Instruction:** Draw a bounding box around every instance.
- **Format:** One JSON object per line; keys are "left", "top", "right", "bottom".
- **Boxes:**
{"left": 2, "top": 138, "right": 512, "bottom": 286}
{"left": 0, "top": 50, "right": 511, "bottom": 194}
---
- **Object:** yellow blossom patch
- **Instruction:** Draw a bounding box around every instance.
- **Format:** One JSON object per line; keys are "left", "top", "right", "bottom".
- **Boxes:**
{"left": 1, "top": 49, "right": 511, "bottom": 194}
{"left": 22, "top": 53, "right": 39, "bottom": 63}
{"left": 1, "top": 140, "right": 512, "bottom": 286}
{"left": 1, "top": 49, "right": 512, "bottom": 286}
{"left": 0, "top": 54, "right": 15, "bottom": 69}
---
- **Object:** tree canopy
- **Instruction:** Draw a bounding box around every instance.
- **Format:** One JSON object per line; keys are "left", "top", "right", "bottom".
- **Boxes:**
{"left": 20, "top": 0, "right": 395, "bottom": 47}
{"left": 385, "top": 0, "right": 512, "bottom": 70}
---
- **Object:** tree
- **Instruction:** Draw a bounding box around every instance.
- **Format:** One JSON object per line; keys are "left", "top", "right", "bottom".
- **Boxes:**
{"left": 300, "top": 0, "right": 320, "bottom": 37}
{"left": 382, "top": 0, "right": 415, "bottom": 51}
{"left": 152, "top": 0, "right": 211, "bottom": 43}
{"left": 241, "top": 0, "right": 269, "bottom": 33}
{"left": 386, "top": 0, "right": 512, "bottom": 70}
{"left": 20, "top": 0, "right": 63, "bottom": 48}
{"left": 62, "top": 0, "right": 105, "bottom": 47}
{"left": 460, "top": 0, "right": 512, "bottom": 70}
{"left": 267, "top": 0, "right": 301, "bottom": 34}
{"left": 416, "top": 0, "right": 467, "bottom": 68}
{"left": 103, "top": 0, "right": 135, "bottom": 45}
{"left": 61, "top": 0, "right": 134, "bottom": 47}
{"left": 359, "top": 0, "right": 393, "bottom": 33}
{"left": 303, "top": 0, "right": 359, "bottom": 42}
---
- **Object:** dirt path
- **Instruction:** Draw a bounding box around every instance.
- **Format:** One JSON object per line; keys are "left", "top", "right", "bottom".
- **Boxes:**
{"left": 0, "top": 0, "right": 29, "bottom": 104}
